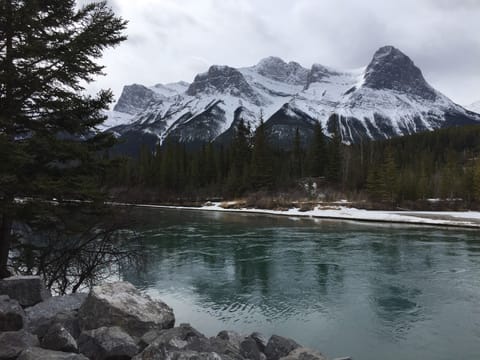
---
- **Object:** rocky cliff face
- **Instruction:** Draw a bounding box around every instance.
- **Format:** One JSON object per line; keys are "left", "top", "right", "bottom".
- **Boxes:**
{"left": 106, "top": 46, "right": 480, "bottom": 150}
{"left": 363, "top": 46, "right": 437, "bottom": 100}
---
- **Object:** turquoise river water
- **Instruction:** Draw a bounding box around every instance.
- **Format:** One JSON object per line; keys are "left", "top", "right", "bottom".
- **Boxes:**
{"left": 120, "top": 208, "right": 480, "bottom": 360}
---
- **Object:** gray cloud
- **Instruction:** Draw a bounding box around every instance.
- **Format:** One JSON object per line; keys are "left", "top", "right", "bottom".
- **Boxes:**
{"left": 84, "top": 0, "right": 480, "bottom": 106}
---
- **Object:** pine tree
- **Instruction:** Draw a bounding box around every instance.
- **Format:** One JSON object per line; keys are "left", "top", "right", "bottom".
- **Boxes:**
{"left": 381, "top": 146, "right": 398, "bottom": 204}
{"left": 306, "top": 122, "right": 327, "bottom": 177}
{"left": 326, "top": 115, "right": 342, "bottom": 183}
{"left": 366, "top": 167, "right": 382, "bottom": 201}
{"left": 251, "top": 118, "right": 274, "bottom": 190}
{"left": 291, "top": 128, "right": 303, "bottom": 179}
{"left": 0, "top": 0, "right": 127, "bottom": 277}
{"left": 473, "top": 158, "right": 480, "bottom": 202}
{"left": 227, "top": 119, "right": 251, "bottom": 195}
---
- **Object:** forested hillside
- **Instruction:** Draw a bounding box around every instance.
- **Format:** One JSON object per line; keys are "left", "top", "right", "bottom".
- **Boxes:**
{"left": 105, "top": 117, "right": 480, "bottom": 209}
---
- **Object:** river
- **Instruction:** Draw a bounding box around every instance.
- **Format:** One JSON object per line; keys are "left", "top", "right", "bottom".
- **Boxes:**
{"left": 120, "top": 207, "right": 480, "bottom": 360}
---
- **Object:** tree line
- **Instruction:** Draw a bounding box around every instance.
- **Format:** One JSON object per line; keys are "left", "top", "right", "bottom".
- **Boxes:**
{"left": 107, "top": 117, "right": 480, "bottom": 207}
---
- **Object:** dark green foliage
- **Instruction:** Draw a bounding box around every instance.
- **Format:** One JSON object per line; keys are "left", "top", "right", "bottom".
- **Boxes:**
{"left": 0, "top": 0, "right": 127, "bottom": 276}
{"left": 291, "top": 128, "right": 304, "bottom": 179}
{"left": 226, "top": 119, "right": 251, "bottom": 196}
{"left": 108, "top": 118, "right": 480, "bottom": 209}
{"left": 306, "top": 122, "right": 327, "bottom": 177}
{"left": 250, "top": 118, "right": 274, "bottom": 191}
{"left": 326, "top": 116, "right": 343, "bottom": 183}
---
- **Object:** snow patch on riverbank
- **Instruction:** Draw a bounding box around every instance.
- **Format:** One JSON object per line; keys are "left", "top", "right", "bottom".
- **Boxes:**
{"left": 128, "top": 202, "right": 480, "bottom": 228}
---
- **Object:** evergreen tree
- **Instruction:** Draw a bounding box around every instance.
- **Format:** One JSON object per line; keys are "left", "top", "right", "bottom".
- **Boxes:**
{"left": 380, "top": 146, "right": 398, "bottom": 204}
{"left": 251, "top": 118, "right": 274, "bottom": 190}
{"left": 227, "top": 119, "right": 251, "bottom": 195}
{"left": 307, "top": 122, "right": 327, "bottom": 177}
{"left": 326, "top": 115, "right": 342, "bottom": 183}
{"left": 366, "top": 167, "right": 382, "bottom": 201}
{"left": 291, "top": 128, "right": 303, "bottom": 179}
{"left": 474, "top": 158, "right": 480, "bottom": 201}
{"left": 0, "top": 0, "right": 127, "bottom": 277}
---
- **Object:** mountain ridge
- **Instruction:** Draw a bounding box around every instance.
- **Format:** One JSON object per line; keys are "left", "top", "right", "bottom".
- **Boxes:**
{"left": 105, "top": 46, "right": 480, "bottom": 149}
{"left": 466, "top": 101, "right": 480, "bottom": 114}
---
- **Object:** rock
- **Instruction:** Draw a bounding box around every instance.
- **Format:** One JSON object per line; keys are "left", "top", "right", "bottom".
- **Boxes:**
{"left": 0, "top": 330, "right": 39, "bottom": 360}
{"left": 0, "top": 276, "right": 51, "bottom": 307}
{"left": 137, "top": 328, "right": 243, "bottom": 360}
{"left": 78, "top": 326, "right": 140, "bottom": 360}
{"left": 265, "top": 335, "right": 300, "bottom": 360}
{"left": 137, "top": 324, "right": 207, "bottom": 358}
{"left": 140, "top": 323, "right": 206, "bottom": 350}
{"left": 17, "top": 347, "right": 88, "bottom": 360}
{"left": 240, "top": 337, "right": 266, "bottom": 360}
{"left": 138, "top": 329, "right": 162, "bottom": 350}
{"left": 279, "top": 348, "right": 327, "bottom": 360}
{"left": 171, "top": 352, "right": 224, "bottom": 360}
{"left": 133, "top": 349, "right": 223, "bottom": 360}
{"left": 249, "top": 332, "right": 268, "bottom": 353}
{"left": 26, "top": 293, "right": 87, "bottom": 338}
{"left": 41, "top": 323, "right": 78, "bottom": 353}
{"left": 332, "top": 358, "right": 352, "bottom": 360}
{"left": 187, "top": 337, "right": 243, "bottom": 360}
{"left": 0, "top": 295, "right": 25, "bottom": 331}
{"left": 78, "top": 281, "right": 175, "bottom": 338}
{"left": 217, "top": 330, "right": 244, "bottom": 349}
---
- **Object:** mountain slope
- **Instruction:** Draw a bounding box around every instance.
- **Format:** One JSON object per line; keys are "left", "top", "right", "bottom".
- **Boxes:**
{"left": 466, "top": 101, "right": 480, "bottom": 114}
{"left": 107, "top": 46, "right": 480, "bottom": 148}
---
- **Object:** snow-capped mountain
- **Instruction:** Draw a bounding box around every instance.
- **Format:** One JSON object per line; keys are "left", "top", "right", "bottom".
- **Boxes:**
{"left": 466, "top": 101, "right": 480, "bottom": 114}
{"left": 107, "top": 46, "right": 480, "bottom": 148}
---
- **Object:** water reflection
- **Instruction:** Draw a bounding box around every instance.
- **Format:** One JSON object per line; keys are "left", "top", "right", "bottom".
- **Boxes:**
{"left": 120, "top": 208, "right": 480, "bottom": 360}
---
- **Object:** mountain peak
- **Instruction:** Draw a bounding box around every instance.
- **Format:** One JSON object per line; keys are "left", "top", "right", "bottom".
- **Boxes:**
{"left": 186, "top": 65, "right": 259, "bottom": 104}
{"left": 257, "top": 56, "right": 287, "bottom": 68}
{"left": 306, "top": 63, "right": 340, "bottom": 88}
{"left": 364, "top": 45, "right": 437, "bottom": 100}
{"left": 113, "top": 84, "right": 161, "bottom": 115}
{"left": 254, "top": 56, "right": 309, "bottom": 85}
{"left": 372, "top": 45, "right": 407, "bottom": 60}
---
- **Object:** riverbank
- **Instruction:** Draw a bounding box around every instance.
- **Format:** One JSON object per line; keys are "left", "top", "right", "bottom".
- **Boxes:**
{"left": 118, "top": 202, "right": 480, "bottom": 229}
{"left": 0, "top": 276, "right": 349, "bottom": 360}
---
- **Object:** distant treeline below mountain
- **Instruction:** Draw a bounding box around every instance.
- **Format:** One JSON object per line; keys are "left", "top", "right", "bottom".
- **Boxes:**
{"left": 104, "top": 118, "right": 480, "bottom": 209}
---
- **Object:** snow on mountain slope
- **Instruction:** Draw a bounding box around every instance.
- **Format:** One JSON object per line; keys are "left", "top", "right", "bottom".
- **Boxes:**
{"left": 99, "top": 110, "right": 135, "bottom": 131}
{"left": 107, "top": 46, "right": 480, "bottom": 147}
{"left": 466, "top": 101, "right": 480, "bottom": 114}
{"left": 150, "top": 81, "right": 189, "bottom": 97}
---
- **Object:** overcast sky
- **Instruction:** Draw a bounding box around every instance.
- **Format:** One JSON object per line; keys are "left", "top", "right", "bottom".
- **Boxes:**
{"left": 83, "top": 0, "right": 480, "bottom": 106}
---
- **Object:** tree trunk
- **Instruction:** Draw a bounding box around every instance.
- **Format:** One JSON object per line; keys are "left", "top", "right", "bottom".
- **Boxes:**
{"left": 0, "top": 214, "right": 13, "bottom": 278}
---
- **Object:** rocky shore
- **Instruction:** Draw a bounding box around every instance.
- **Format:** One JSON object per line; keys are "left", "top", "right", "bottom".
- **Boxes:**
{"left": 0, "top": 276, "right": 350, "bottom": 360}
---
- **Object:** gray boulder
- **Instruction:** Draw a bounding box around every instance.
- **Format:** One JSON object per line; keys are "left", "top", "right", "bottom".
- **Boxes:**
{"left": 140, "top": 323, "right": 206, "bottom": 350}
{"left": 41, "top": 323, "right": 78, "bottom": 353}
{"left": 137, "top": 328, "right": 242, "bottom": 360}
{"left": 26, "top": 292, "right": 87, "bottom": 338}
{"left": 186, "top": 337, "right": 243, "bottom": 360}
{"left": 0, "top": 295, "right": 25, "bottom": 331}
{"left": 279, "top": 348, "right": 327, "bottom": 360}
{"left": 0, "top": 330, "right": 39, "bottom": 360}
{"left": 134, "top": 349, "right": 223, "bottom": 360}
{"left": 78, "top": 326, "right": 140, "bottom": 360}
{"left": 265, "top": 335, "right": 300, "bottom": 360}
{"left": 17, "top": 347, "right": 88, "bottom": 360}
{"left": 240, "top": 337, "right": 266, "bottom": 360}
{"left": 217, "top": 330, "right": 245, "bottom": 349}
{"left": 78, "top": 282, "right": 175, "bottom": 338}
{"left": 249, "top": 332, "right": 268, "bottom": 353}
{"left": 0, "top": 276, "right": 51, "bottom": 307}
